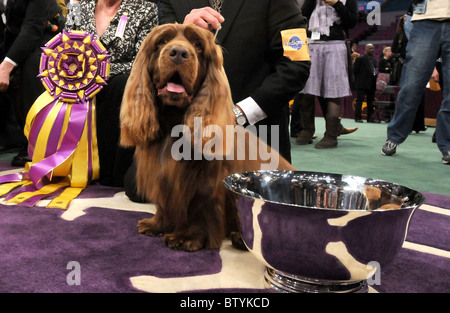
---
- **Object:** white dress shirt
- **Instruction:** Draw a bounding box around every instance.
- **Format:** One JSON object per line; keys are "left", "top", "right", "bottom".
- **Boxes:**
{"left": 237, "top": 97, "right": 268, "bottom": 125}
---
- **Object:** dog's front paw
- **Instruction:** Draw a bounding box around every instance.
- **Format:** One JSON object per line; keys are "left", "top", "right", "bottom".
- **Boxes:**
{"left": 137, "top": 218, "right": 163, "bottom": 237}
{"left": 163, "top": 233, "right": 205, "bottom": 252}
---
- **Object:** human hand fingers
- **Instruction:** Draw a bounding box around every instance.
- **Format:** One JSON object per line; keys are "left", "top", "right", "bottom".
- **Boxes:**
{"left": 184, "top": 7, "right": 224, "bottom": 30}
{"left": 0, "top": 81, "right": 9, "bottom": 93}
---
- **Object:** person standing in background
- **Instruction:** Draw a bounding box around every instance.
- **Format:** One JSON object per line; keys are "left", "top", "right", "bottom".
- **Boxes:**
{"left": 381, "top": 0, "right": 450, "bottom": 165}
{"left": 379, "top": 46, "right": 392, "bottom": 74}
{"left": 353, "top": 43, "right": 378, "bottom": 123}
{"left": 295, "top": 0, "right": 357, "bottom": 149}
{"left": 0, "top": 1, "right": 22, "bottom": 151}
{"left": 0, "top": 0, "right": 64, "bottom": 166}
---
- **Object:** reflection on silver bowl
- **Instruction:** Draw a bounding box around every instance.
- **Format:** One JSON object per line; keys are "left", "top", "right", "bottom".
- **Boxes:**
{"left": 223, "top": 171, "right": 425, "bottom": 293}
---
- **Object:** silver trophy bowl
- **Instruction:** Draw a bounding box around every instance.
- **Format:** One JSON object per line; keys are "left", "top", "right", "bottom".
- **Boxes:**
{"left": 223, "top": 171, "right": 425, "bottom": 293}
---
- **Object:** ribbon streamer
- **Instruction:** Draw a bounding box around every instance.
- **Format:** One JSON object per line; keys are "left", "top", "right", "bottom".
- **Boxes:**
{"left": 0, "top": 30, "right": 110, "bottom": 209}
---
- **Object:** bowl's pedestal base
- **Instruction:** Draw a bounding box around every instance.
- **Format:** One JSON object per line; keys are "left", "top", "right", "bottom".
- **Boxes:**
{"left": 264, "top": 268, "right": 368, "bottom": 293}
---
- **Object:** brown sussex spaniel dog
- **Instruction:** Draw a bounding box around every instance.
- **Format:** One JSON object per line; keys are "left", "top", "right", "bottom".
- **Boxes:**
{"left": 120, "top": 24, "right": 295, "bottom": 252}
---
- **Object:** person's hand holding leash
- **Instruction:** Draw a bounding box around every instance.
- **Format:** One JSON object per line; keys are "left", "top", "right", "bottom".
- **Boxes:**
{"left": 184, "top": 7, "right": 224, "bottom": 31}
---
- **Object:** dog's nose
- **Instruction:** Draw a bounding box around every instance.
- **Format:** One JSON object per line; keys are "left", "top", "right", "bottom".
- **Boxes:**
{"left": 169, "top": 46, "right": 190, "bottom": 64}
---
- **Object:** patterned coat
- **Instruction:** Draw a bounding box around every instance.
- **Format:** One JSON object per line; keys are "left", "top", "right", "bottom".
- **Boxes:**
{"left": 65, "top": 0, "right": 158, "bottom": 76}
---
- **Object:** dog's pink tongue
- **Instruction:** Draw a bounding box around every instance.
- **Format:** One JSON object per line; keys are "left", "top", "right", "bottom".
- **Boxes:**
{"left": 167, "top": 82, "right": 185, "bottom": 94}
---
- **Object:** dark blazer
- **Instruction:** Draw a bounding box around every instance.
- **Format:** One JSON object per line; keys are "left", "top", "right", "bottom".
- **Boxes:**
{"left": 0, "top": 13, "right": 5, "bottom": 59}
{"left": 159, "top": 0, "right": 311, "bottom": 162}
{"left": 4, "top": 0, "right": 62, "bottom": 66}
{"left": 353, "top": 54, "right": 377, "bottom": 90}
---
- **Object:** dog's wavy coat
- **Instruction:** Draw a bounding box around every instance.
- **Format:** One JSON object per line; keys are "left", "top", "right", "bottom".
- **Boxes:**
{"left": 120, "top": 24, "right": 295, "bottom": 251}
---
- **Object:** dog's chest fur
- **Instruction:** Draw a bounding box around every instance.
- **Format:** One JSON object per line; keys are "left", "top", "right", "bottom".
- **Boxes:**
{"left": 136, "top": 127, "right": 229, "bottom": 210}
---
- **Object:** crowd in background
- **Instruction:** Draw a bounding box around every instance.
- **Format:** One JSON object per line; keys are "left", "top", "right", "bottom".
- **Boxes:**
{"left": 291, "top": 0, "right": 449, "bottom": 165}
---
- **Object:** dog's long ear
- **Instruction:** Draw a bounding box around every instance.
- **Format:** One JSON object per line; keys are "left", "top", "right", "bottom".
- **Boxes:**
{"left": 184, "top": 32, "right": 235, "bottom": 157}
{"left": 120, "top": 34, "right": 159, "bottom": 147}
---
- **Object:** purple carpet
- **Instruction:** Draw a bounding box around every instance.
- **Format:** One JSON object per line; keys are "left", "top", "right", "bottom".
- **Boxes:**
{"left": 0, "top": 162, "right": 448, "bottom": 293}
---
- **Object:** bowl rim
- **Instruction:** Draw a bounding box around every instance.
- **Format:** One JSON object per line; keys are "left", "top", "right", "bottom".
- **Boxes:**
{"left": 223, "top": 170, "right": 426, "bottom": 213}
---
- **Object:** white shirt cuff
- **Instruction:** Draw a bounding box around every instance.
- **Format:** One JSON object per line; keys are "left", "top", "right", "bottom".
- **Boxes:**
{"left": 236, "top": 97, "right": 267, "bottom": 125}
{"left": 4, "top": 57, "right": 18, "bottom": 67}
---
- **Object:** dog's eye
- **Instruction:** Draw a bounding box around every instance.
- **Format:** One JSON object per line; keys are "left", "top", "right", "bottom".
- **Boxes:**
{"left": 194, "top": 41, "right": 204, "bottom": 53}
{"left": 157, "top": 38, "right": 167, "bottom": 47}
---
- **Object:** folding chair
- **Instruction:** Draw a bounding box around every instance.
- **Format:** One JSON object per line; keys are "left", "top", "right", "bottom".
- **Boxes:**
{"left": 371, "top": 85, "right": 398, "bottom": 122}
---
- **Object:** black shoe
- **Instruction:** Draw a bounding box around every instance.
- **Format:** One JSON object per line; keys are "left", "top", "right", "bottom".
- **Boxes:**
{"left": 443, "top": 151, "right": 450, "bottom": 165}
{"left": 381, "top": 140, "right": 398, "bottom": 156}
{"left": 11, "top": 148, "right": 31, "bottom": 167}
{"left": 355, "top": 119, "right": 363, "bottom": 123}
{"left": 414, "top": 126, "right": 427, "bottom": 133}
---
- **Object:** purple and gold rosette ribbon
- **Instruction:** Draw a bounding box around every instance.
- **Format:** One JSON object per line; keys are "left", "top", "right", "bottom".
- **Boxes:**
{"left": 0, "top": 30, "right": 110, "bottom": 209}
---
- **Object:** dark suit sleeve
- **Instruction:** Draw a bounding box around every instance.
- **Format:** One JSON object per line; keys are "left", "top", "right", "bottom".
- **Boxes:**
{"left": 5, "top": 0, "right": 50, "bottom": 66}
{"left": 159, "top": 0, "right": 179, "bottom": 24}
{"left": 354, "top": 56, "right": 361, "bottom": 76}
{"left": 249, "top": 1, "right": 310, "bottom": 118}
